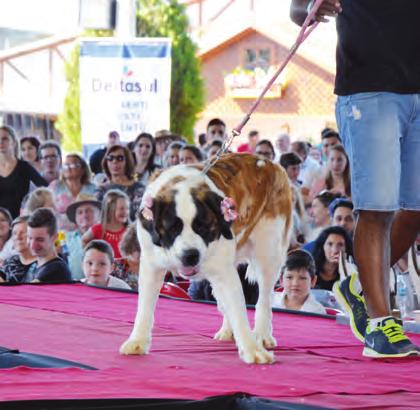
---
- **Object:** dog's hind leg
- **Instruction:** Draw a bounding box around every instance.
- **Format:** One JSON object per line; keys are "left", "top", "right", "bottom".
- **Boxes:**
{"left": 252, "top": 218, "right": 289, "bottom": 348}
{"left": 120, "top": 257, "right": 166, "bottom": 356}
{"left": 209, "top": 266, "right": 274, "bottom": 364}
{"left": 252, "top": 260, "right": 278, "bottom": 348}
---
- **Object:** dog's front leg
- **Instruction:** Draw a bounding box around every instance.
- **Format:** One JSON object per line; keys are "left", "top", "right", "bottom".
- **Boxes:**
{"left": 214, "top": 310, "right": 233, "bottom": 341}
{"left": 210, "top": 267, "right": 275, "bottom": 364}
{"left": 120, "top": 259, "right": 166, "bottom": 356}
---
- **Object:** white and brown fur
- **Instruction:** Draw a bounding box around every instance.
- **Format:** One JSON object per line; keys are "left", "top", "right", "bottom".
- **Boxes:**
{"left": 120, "top": 153, "right": 292, "bottom": 364}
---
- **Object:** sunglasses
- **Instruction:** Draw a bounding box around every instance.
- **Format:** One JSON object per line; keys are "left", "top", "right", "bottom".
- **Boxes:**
{"left": 63, "top": 163, "right": 82, "bottom": 170}
{"left": 106, "top": 154, "right": 125, "bottom": 162}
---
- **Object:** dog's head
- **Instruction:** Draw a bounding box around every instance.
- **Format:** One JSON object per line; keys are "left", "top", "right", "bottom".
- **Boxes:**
{"left": 139, "top": 179, "right": 234, "bottom": 279}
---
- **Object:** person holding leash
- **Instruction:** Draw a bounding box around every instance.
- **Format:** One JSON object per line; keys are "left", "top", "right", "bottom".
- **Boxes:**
{"left": 290, "top": 0, "right": 420, "bottom": 358}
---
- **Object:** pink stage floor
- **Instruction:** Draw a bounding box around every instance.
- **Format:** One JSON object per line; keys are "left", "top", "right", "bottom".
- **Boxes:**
{"left": 0, "top": 283, "right": 419, "bottom": 409}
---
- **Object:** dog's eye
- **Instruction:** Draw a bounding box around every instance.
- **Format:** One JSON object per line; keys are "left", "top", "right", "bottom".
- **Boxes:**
{"left": 164, "top": 219, "right": 182, "bottom": 232}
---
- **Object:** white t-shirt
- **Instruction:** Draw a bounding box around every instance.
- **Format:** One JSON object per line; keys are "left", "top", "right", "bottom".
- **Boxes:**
{"left": 82, "top": 275, "right": 131, "bottom": 290}
{"left": 273, "top": 291, "right": 327, "bottom": 315}
{"left": 299, "top": 156, "right": 322, "bottom": 189}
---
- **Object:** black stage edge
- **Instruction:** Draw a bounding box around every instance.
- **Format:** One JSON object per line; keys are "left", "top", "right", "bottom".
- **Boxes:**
{"left": 2, "top": 393, "right": 332, "bottom": 410}
{"left": 0, "top": 346, "right": 97, "bottom": 370}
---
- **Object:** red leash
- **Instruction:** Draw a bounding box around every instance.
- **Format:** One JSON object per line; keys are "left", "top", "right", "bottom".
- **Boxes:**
{"left": 203, "top": 0, "right": 325, "bottom": 174}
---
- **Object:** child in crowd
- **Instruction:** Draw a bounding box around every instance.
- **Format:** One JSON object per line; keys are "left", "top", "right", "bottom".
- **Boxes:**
{"left": 22, "top": 187, "right": 56, "bottom": 214}
{"left": 82, "top": 240, "right": 130, "bottom": 289}
{"left": 82, "top": 189, "right": 129, "bottom": 259}
{"left": 164, "top": 141, "right": 184, "bottom": 167}
{"left": 112, "top": 223, "right": 140, "bottom": 290}
{"left": 179, "top": 144, "right": 204, "bottom": 164}
{"left": 273, "top": 250, "right": 326, "bottom": 314}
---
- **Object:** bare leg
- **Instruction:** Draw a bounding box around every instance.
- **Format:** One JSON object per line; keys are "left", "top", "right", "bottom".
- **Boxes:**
{"left": 390, "top": 210, "right": 420, "bottom": 265}
{"left": 354, "top": 210, "right": 394, "bottom": 318}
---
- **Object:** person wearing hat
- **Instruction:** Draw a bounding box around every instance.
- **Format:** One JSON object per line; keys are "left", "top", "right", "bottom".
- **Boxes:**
{"left": 65, "top": 194, "right": 101, "bottom": 280}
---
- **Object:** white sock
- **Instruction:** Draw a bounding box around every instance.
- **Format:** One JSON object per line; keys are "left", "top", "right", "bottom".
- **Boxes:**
{"left": 370, "top": 316, "right": 393, "bottom": 328}
{"left": 351, "top": 275, "right": 363, "bottom": 294}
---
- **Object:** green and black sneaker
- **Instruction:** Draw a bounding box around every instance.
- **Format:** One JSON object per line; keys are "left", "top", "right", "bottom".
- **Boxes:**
{"left": 363, "top": 317, "right": 420, "bottom": 358}
{"left": 333, "top": 274, "right": 368, "bottom": 342}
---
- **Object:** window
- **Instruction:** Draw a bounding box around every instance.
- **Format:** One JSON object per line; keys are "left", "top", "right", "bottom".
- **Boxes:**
{"left": 243, "top": 46, "right": 272, "bottom": 71}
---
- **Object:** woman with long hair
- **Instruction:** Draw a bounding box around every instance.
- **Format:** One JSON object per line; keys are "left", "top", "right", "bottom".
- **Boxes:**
{"left": 49, "top": 153, "right": 96, "bottom": 230}
{"left": 96, "top": 144, "right": 145, "bottom": 221}
{"left": 312, "top": 226, "right": 353, "bottom": 291}
{"left": 20, "top": 136, "right": 42, "bottom": 172}
{"left": 307, "top": 190, "right": 341, "bottom": 242}
{"left": 0, "top": 125, "right": 47, "bottom": 219}
{"left": 311, "top": 144, "right": 351, "bottom": 199}
{"left": 132, "top": 133, "right": 161, "bottom": 184}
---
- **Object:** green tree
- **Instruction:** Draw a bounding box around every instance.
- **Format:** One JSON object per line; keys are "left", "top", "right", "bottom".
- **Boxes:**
{"left": 137, "top": 0, "right": 204, "bottom": 142}
{"left": 55, "top": 29, "right": 112, "bottom": 153}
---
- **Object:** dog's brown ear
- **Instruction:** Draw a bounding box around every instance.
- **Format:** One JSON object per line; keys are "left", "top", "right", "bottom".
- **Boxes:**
{"left": 139, "top": 208, "right": 161, "bottom": 247}
{"left": 203, "top": 191, "right": 233, "bottom": 240}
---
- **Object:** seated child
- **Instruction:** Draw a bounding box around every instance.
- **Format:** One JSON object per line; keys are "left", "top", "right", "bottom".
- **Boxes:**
{"left": 82, "top": 239, "right": 131, "bottom": 290}
{"left": 273, "top": 249, "right": 326, "bottom": 314}
{"left": 112, "top": 223, "right": 140, "bottom": 290}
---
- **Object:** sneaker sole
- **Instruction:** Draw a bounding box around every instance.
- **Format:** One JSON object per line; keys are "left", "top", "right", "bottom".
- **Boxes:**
{"left": 333, "top": 280, "right": 365, "bottom": 343}
{"left": 363, "top": 346, "right": 420, "bottom": 359}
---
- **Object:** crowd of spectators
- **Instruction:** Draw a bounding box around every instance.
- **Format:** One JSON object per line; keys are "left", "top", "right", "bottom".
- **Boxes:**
{"left": 1, "top": 119, "right": 414, "bottom": 316}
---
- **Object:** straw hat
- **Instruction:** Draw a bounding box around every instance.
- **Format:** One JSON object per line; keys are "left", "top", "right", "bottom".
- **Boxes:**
{"left": 66, "top": 194, "right": 101, "bottom": 224}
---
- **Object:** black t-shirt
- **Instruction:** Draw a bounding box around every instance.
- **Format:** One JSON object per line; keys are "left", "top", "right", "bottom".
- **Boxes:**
{"left": 315, "top": 272, "right": 339, "bottom": 292}
{"left": 335, "top": 0, "right": 420, "bottom": 95}
{"left": 0, "top": 160, "right": 48, "bottom": 219}
{"left": 2, "top": 254, "right": 37, "bottom": 283}
{"left": 35, "top": 257, "right": 72, "bottom": 283}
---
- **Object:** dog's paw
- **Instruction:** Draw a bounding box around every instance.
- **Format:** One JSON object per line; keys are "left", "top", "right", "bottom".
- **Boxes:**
{"left": 119, "top": 338, "right": 149, "bottom": 355}
{"left": 214, "top": 328, "right": 234, "bottom": 342}
{"left": 240, "top": 345, "right": 275, "bottom": 364}
{"left": 261, "top": 335, "right": 277, "bottom": 349}
{"left": 254, "top": 331, "right": 277, "bottom": 349}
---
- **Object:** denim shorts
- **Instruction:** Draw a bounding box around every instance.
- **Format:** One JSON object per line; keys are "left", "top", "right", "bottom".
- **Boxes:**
{"left": 336, "top": 92, "right": 420, "bottom": 211}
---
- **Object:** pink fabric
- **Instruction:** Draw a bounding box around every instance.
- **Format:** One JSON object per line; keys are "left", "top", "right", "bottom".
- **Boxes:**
{"left": 0, "top": 284, "right": 419, "bottom": 407}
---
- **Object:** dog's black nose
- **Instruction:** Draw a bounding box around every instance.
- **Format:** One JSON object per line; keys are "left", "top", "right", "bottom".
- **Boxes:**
{"left": 181, "top": 248, "right": 200, "bottom": 266}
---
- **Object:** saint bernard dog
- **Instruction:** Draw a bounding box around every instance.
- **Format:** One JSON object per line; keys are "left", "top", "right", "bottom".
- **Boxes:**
{"left": 120, "top": 153, "right": 292, "bottom": 364}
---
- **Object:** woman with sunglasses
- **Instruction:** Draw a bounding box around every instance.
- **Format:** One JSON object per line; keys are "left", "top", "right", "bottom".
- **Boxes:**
{"left": 132, "top": 132, "right": 161, "bottom": 185}
{"left": 49, "top": 153, "right": 96, "bottom": 231}
{"left": 96, "top": 144, "right": 145, "bottom": 221}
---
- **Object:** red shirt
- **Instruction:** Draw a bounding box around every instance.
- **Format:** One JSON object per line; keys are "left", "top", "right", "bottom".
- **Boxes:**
{"left": 237, "top": 143, "right": 252, "bottom": 153}
{"left": 91, "top": 224, "right": 127, "bottom": 259}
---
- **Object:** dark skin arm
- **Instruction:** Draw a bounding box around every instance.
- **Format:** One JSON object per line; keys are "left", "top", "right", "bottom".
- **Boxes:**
{"left": 290, "top": 0, "right": 342, "bottom": 26}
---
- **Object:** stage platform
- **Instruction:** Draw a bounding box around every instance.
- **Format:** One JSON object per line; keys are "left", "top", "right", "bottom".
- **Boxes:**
{"left": 0, "top": 283, "right": 419, "bottom": 409}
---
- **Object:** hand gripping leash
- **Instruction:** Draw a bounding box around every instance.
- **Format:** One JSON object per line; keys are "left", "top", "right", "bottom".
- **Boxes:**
{"left": 202, "top": 0, "right": 325, "bottom": 174}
